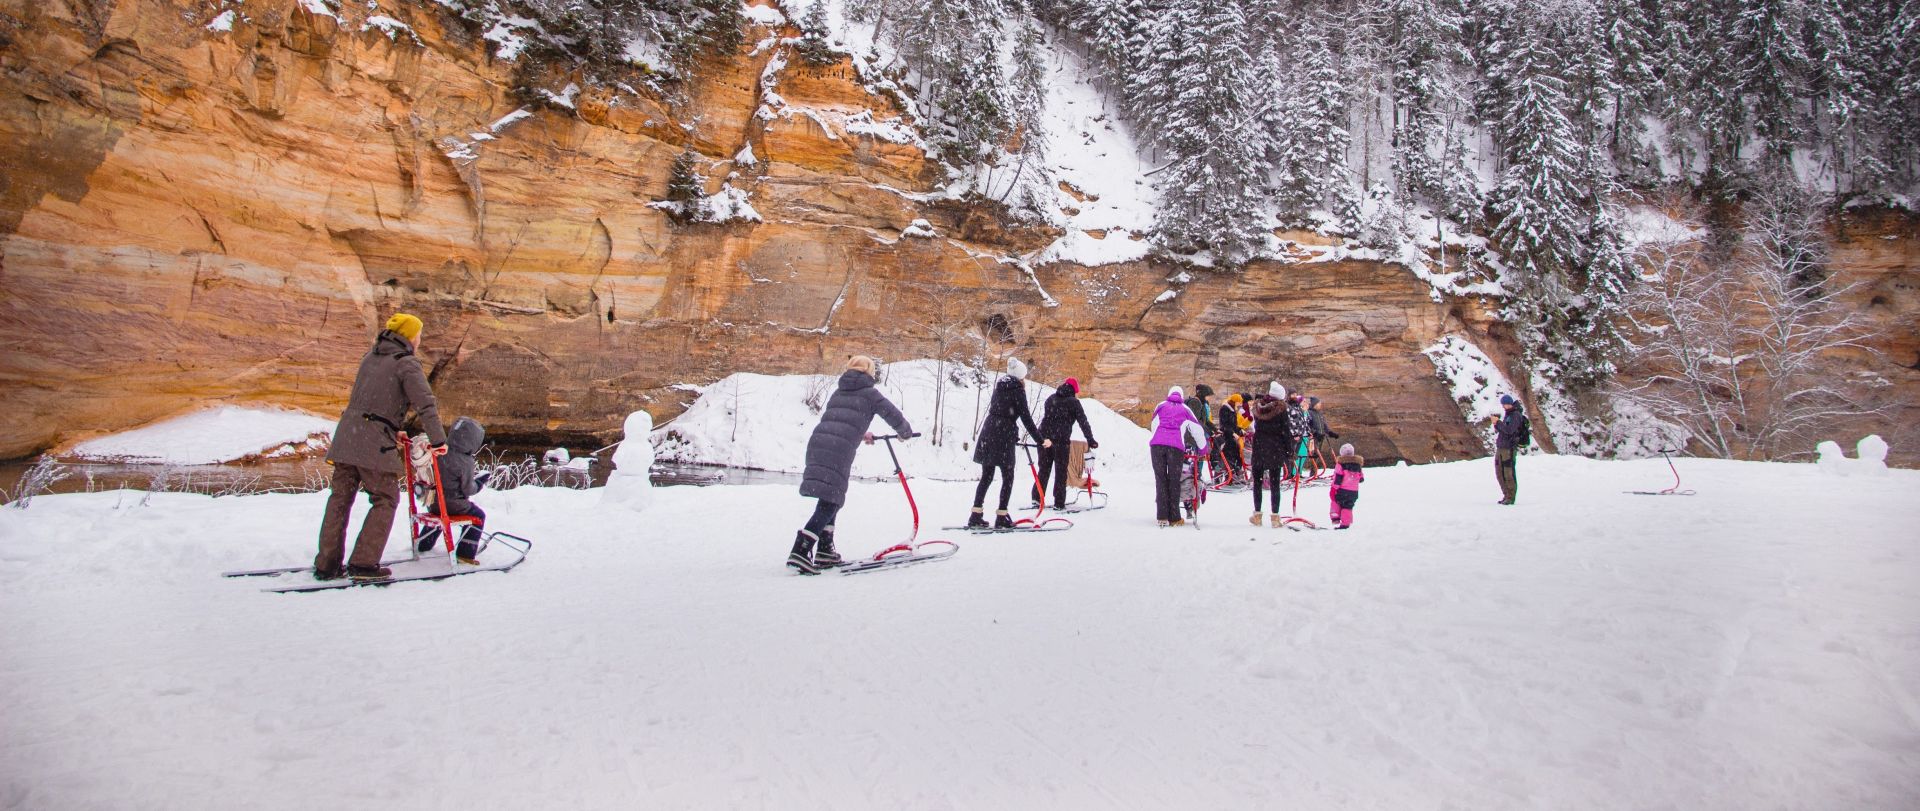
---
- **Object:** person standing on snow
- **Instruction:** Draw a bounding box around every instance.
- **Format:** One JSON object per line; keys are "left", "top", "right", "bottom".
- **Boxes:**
{"left": 791, "top": 356, "right": 914, "bottom": 574}
{"left": 1284, "top": 393, "right": 1314, "bottom": 479}
{"left": 1148, "top": 387, "right": 1205, "bottom": 527}
{"left": 1217, "top": 392, "right": 1248, "bottom": 483}
{"left": 1491, "top": 393, "right": 1531, "bottom": 505}
{"left": 967, "top": 358, "right": 1045, "bottom": 529}
{"left": 1248, "top": 382, "right": 1291, "bottom": 526}
{"left": 1186, "top": 383, "right": 1219, "bottom": 478}
{"left": 1328, "top": 443, "right": 1365, "bottom": 529}
{"left": 317, "top": 313, "right": 446, "bottom": 582}
{"left": 1307, "top": 396, "right": 1338, "bottom": 460}
{"left": 1032, "top": 377, "right": 1097, "bottom": 511}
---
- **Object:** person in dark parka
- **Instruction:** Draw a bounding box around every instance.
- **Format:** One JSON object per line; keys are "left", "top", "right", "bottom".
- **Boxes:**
{"left": 790, "top": 355, "right": 913, "bottom": 574}
{"left": 1031, "top": 377, "right": 1098, "bottom": 510}
{"left": 968, "top": 358, "right": 1043, "bottom": 529}
{"left": 317, "top": 313, "right": 447, "bottom": 581}
{"left": 1491, "top": 393, "right": 1531, "bottom": 505}
{"left": 1248, "top": 382, "right": 1291, "bottom": 526}
{"left": 414, "top": 416, "right": 489, "bottom": 562}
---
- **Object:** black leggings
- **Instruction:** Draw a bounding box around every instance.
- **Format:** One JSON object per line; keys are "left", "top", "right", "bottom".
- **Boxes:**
{"left": 803, "top": 499, "right": 841, "bottom": 536}
{"left": 1250, "top": 465, "right": 1284, "bottom": 513}
{"left": 972, "top": 461, "right": 1016, "bottom": 511}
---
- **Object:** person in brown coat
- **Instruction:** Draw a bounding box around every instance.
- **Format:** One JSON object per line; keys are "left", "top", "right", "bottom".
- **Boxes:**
{"left": 316, "top": 313, "right": 447, "bottom": 580}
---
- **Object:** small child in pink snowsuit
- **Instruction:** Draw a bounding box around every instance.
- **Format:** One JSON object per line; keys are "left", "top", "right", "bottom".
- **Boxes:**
{"left": 1329, "top": 443, "right": 1364, "bottom": 529}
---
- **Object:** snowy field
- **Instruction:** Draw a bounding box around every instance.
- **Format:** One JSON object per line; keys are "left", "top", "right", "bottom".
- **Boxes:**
{"left": 2, "top": 452, "right": 1916, "bottom": 809}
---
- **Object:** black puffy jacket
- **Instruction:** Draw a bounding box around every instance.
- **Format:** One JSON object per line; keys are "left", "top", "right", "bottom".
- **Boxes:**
{"left": 800, "top": 371, "right": 912, "bottom": 503}
{"left": 973, "top": 375, "right": 1040, "bottom": 467}
{"left": 1037, "top": 386, "right": 1095, "bottom": 444}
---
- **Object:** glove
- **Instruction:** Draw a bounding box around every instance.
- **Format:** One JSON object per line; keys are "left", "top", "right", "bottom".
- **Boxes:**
{"left": 1328, "top": 432, "right": 1340, "bottom": 439}
{"left": 1088, "top": 440, "right": 1099, "bottom": 450}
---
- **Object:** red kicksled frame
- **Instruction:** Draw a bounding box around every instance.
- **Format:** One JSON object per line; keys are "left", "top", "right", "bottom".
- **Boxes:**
{"left": 397, "top": 431, "right": 483, "bottom": 564}
{"left": 837, "top": 433, "right": 957, "bottom": 574}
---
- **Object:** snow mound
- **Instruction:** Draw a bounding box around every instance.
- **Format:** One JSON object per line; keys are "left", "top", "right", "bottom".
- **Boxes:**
{"left": 1816, "top": 435, "right": 1890, "bottom": 477}
{"left": 653, "top": 359, "right": 1148, "bottom": 481}
{"left": 66, "top": 406, "right": 333, "bottom": 465}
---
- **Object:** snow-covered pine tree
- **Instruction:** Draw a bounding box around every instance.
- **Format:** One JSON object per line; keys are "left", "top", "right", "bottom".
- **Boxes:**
{"left": 1714, "top": 0, "right": 1814, "bottom": 169}
{"left": 1151, "top": 0, "right": 1269, "bottom": 265}
{"left": 1122, "top": 0, "right": 1176, "bottom": 131}
{"left": 1481, "top": 4, "right": 1625, "bottom": 386}
{"left": 662, "top": 147, "right": 706, "bottom": 220}
{"left": 797, "top": 0, "right": 837, "bottom": 65}
{"left": 1000, "top": 17, "right": 1051, "bottom": 205}
{"left": 1271, "top": 13, "right": 1355, "bottom": 230}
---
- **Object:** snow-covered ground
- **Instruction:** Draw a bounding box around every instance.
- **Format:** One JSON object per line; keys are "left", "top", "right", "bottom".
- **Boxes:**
{"left": 2, "top": 452, "right": 1916, "bottom": 809}
{"left": 62, "top": 406, "right": 333, "bottom": 465}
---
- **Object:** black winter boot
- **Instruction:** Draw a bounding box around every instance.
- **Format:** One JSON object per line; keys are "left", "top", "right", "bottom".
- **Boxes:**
{"left": 994, "top": 511, "right": 1016, "bottom": 530}
{"left": 814, "top": 527, "right": 843, "bottom": 568}
{"left": 965, "top": 508, "right": 989, "bottom": 529}
{"left": 786, "top": 530, "right": 819, "bottom": 575}
{"left": 415, "top": 525, "right": 441, "bottom": 554}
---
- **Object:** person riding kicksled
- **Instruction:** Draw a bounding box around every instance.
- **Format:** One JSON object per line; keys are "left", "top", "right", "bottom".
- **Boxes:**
{"left": 316, "top": 313, "right": 446, "bottom": 582}
{"left": 790, "top": 356, "right": 914, "bottom": 574}
{"left": 966, "top": 358, "right": 1045, "bottom": 530}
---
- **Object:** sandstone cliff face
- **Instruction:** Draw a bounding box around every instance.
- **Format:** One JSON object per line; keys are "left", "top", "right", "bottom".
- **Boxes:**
{"left": 1, "top": 0, "right": 1911, "bottom": 466}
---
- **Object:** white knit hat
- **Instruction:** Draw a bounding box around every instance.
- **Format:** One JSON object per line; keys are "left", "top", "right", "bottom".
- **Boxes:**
{"left": 1268, "top": 381, "right": 1286, "bottom": 399}
{"left": 1007, "top": 357, "right": 1028, "bottom": 380}
{"left": 1168, "top": 385, "right": 1184, "bottom": 399}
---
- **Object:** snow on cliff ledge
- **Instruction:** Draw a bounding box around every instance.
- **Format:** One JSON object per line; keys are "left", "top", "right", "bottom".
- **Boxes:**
{"left": 653, "top": 359, "right": 1148, "bottom": 481}
{"left": 65, "top": 406, "right": 334, "bottom": 465}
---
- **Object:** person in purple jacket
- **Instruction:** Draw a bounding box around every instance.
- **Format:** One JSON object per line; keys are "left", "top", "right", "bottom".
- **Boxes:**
{"left": 1148, "top": 387, "right": 1205, "bottom": 527}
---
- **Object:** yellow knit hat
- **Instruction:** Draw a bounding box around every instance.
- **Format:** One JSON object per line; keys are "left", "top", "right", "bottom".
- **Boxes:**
{"left": 385, "top": 313, "right": 423, "bottom": 343}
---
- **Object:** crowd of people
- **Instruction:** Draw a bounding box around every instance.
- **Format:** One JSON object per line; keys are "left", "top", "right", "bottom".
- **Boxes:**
{"left": 312, "top": 315, "right": 1530, "bottom": 579}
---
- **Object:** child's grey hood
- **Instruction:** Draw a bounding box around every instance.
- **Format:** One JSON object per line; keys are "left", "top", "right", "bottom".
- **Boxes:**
{"left": 448, "top": 417, "right": 485, "bottom": 455}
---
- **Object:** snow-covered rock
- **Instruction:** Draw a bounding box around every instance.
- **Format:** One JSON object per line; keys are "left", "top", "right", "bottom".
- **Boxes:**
{"left": 65, "top": 406, "right": 333, "bottom": 465}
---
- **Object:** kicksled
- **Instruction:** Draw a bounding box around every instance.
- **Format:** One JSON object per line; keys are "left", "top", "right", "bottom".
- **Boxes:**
{"left": 225, "top": 431, "right": 535, "bottom": 592}
{"left": 827, "top": 434, "right": 957, "bottom": 575}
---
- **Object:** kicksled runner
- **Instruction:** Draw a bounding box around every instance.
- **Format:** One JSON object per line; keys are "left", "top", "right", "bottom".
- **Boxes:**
{"left": 945, "top": 443, "right": 1075, "bottom": 534}
{"left": 825, "top": 433, "right": 957, "bottom": 575}
{"left": 225, "top": 432, "right": 534, "bottom": 592}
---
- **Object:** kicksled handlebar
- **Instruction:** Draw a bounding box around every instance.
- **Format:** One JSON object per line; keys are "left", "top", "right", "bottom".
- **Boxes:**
{"left": 871, "top": 432, "right": 919, "bottom": 442}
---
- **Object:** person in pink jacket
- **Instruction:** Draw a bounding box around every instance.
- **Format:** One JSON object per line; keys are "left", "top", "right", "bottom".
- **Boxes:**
{"left": 1148, "top": 387, "right": 1205, "bottom": 527}
{"left": 1328, "top": 443, "right": 1364, "bottom": 529}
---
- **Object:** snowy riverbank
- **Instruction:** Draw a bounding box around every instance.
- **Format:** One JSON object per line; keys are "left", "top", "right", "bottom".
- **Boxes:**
{"left": 1, "top": 454, "right": 1916, "bottom": 809}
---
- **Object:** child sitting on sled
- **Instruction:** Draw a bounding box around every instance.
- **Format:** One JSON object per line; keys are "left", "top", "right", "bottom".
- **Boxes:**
{"left": 410, "top": 416, "right": 490, "bottom": 562}
{"left": 1328, "top": 443, "right": 1364, "bottom": 529}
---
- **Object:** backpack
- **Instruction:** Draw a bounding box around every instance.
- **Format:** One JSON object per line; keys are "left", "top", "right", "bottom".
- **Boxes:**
{"left": 1516, "top": 413, "right": 1532, "bottom": 447}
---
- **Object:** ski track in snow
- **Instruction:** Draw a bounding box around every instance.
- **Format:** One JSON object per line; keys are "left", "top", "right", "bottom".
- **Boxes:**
{"left": 1, "top": 455, "right": 1917, "bottom": 809}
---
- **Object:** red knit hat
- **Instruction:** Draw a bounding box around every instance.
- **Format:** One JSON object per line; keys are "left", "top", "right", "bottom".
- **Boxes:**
{"left": 1063, "top": 377, "right": 1079, "bottom": 394}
